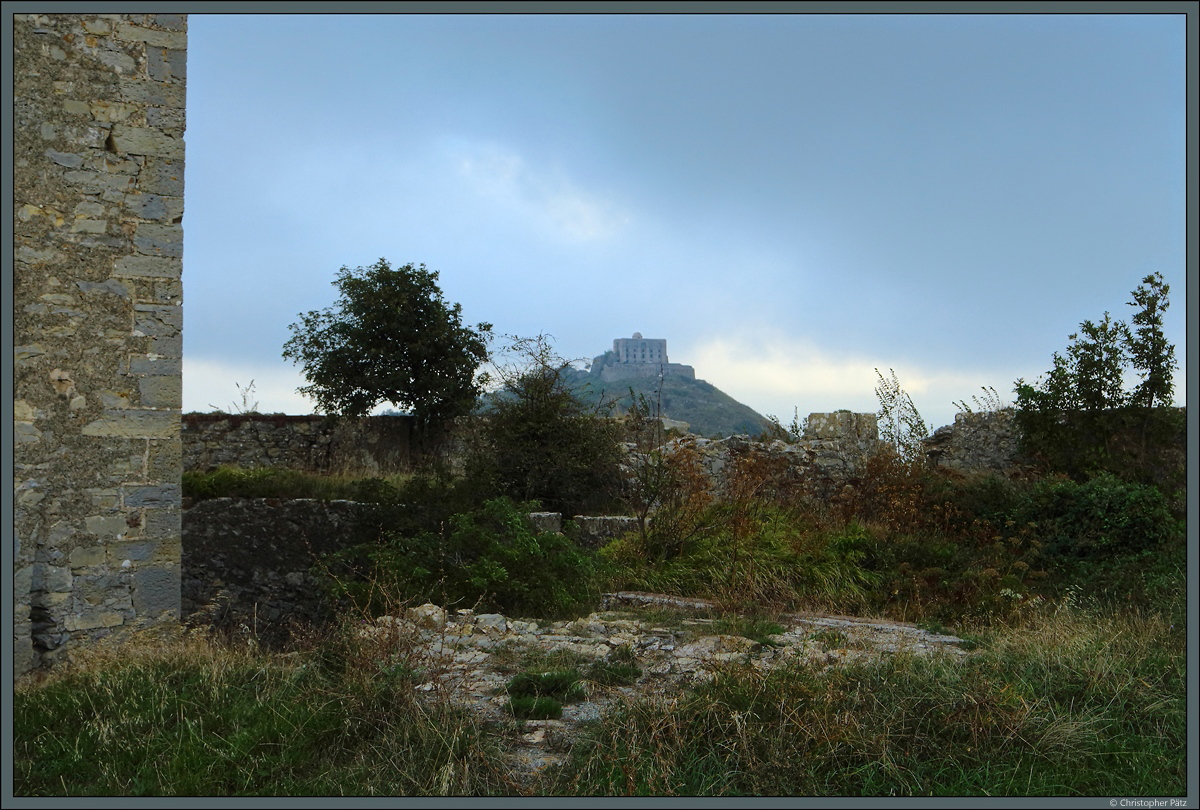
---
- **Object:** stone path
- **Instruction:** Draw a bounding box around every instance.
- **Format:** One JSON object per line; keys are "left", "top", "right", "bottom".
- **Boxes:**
{"left": 358, "top": 592, "right": 969, "bottom": 787}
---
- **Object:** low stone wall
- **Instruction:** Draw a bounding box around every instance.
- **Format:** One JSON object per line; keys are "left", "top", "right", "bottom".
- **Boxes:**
{"left": 181, "top": 497, "right": 381, "bottom": 642}
{"left": 183, "top": 413, "right": 416, "bottom": 475}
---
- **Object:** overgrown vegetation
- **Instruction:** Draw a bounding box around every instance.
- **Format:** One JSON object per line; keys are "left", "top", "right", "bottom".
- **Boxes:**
{"left": 324, "top": 497, "right": 609, "bottom": 620}
{"left": 1014, "top": 272, "right": 1183, "bottom": 490}
{"left": 462, "top": 334, "right": 626, "bottom": 517}
{"left": 21, "top": 279, "right": 1186, "bottom": 797}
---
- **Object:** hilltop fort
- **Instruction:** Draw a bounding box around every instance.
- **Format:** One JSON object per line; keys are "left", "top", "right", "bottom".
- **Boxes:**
{"left": 592, "top": 332, "right": 696, "bottom": 383}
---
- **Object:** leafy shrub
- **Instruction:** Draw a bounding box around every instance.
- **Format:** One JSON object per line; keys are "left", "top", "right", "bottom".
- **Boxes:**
{"left": 1012, "top": 473, "right": 1179, "bottom": 559}
{"left": 325, "top": 497, "right": 608, "bottom": 619}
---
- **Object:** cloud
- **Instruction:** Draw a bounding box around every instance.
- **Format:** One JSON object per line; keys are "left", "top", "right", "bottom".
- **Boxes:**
{"left": 688, "top": 332, "right": 1023, "bottom": 432}
{"left": 183, "top": 357, "right": 319, "bottom": 415}
{"left": 453, "top": 141, "right": 630, "bottom": 242}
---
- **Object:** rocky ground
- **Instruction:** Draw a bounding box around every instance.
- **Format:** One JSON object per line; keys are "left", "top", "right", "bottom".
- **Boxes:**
{"left": 356, "top": 591, "right": 970, "bottom": 786}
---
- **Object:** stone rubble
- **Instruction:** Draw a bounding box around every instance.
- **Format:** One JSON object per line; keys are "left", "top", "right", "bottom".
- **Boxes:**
{"left": 358, "top": 592, "right": 969, "bottom": 783}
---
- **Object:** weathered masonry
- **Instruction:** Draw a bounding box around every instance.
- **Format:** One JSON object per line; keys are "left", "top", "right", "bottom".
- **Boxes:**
{"left": 13, "top": 13, "right": 187, "bottom": 677}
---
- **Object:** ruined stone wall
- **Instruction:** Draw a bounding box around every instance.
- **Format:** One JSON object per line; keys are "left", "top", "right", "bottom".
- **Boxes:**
{"left": 674, "top": 412, "right": 883, "bottom": 494}
{"left": 183, "top": 413, "right": 416, "bottom": 475}
{"left": 922, "top": 410, "right": 1023, "bottom": 474}
{"left": 14, "top": 13, "right": 186, "bottom": 676}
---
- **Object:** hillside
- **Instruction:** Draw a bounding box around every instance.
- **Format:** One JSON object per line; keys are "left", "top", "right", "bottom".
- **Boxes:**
{"left": 560, "top": 365, "right": 772, "bottom": 439}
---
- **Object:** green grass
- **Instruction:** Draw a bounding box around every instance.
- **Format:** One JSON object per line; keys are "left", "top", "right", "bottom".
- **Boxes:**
{"left": 13, "top": 629, "right": 512, "bottom": 797}
{"left": 506, "top": 670, "right": 587, "bottom": 703}
{"left": 547, "top": 603, "right": 1186, "bottom": 796}
{"left": 183, "top": 466, "right": 415, "bottom": 502}
{"left": 507, "top": 696, "right": 564, "bottom": 721}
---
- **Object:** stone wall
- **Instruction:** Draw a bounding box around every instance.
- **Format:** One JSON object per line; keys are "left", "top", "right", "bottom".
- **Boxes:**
{"left": 14, "top": 13, "right": 187, "bottom": 677}
{"left": 181, "top": 498, "right": 379, "bottom": 643}
{"left": 922, "top": 410, "right": 1023, "bottom": 474}
{"left": 600, "top": 362, "right": 696, "bottom": 383}
{"left": 183, "top": 413, "right": 417, "bottom": 475}
{"left": 677, "top": 412, "right": 883, "bottom": 493}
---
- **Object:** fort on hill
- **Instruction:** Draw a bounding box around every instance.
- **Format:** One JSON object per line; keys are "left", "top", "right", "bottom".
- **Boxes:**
{"left": 593, "top": 332, "right": 696, "bottom": 383}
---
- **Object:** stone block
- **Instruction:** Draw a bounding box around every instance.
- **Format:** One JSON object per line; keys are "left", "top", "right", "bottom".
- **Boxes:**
{"left": 137, "top": 158, "right": 184, "bottom": 195}
{"left": 138, "top": 375, "right": 181, "bottom": 408}
{"left": 63, "top": 170, "right": 137, "bottom": 194}
{"left": 84, "top": 514, "right": 126, "bottom": 538}
{"left": 131, "top": 565, "right": 179, "bottom": 617}
{"left": 31, "top": 564, "right": 72, "bottom": 593}
{"left": 89, "top": 100, "right": 139, "bottom": 123}
{"left": 77, "top": 279, "right": 131, "bottom": 297}
{"left": 114, "top": 23, "right": 186, "bottom": 49}
{"left": 82, "top": 409, "right": 178, "bottom": 438}
{"left": 133, "top": 223, "right": 183, "bottom": 257}
{"left": 44, "top": 149, "right": 84, "bottom": 168}
{"left": 527, "top": 512, "right": 562, "bottom": 534}
{"left": 152, "top": 14, "right": 186, "bottom": 31}
{"left": 95, "top": 50, "right": 137, "bottom": 74}
{"left": 150, "top": 335, "right": 183, "bottom": 357}
{"left": 125, "top": 192, "right": 185, "bottom": 222}
{"left": 70, "top": 219, "right": 108, "bottom": 234}
{"left": 64, "top": 609, "right": 125, "bottom": 632}
{"left": 70, "top": 545, "right": 107, "bottom": 568}
{"left": 133, "top": 303, "right": 183, "bottom": 335}
{"left": 128, "top": 355, "right": 181, "bottom": 376}
{"left": 124, "top": 484, "right": 180, "bottom": 509}
{"left": 113, "top": 255, "right": 181, "bottom": 278}
{"left": 147, "top": 47, "right": 186, "bottom": 82}
{"left": 118, "top": 78, "right": 186, "bottom": 109}
{"left": 146, "top": 107, "right": 185, "bottom": 130}
{"left": 111, "top": 126, "right": 184, "bottom": 160}
{"left": 15, "top": 423, "right": 42, "bottom": 443}
{"left": 112, "top": 539, "right": 159, "bottom": 562}
{"left": 13, "top": 565, "right": 35, "bottom": 597}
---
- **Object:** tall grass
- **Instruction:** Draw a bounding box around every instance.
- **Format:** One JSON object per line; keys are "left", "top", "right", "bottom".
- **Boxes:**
{"left": 13, "top": 626, "right": 513, "bottom": 797}
{"left": 548, "top": 602, "right": 1185, "bottom": 796}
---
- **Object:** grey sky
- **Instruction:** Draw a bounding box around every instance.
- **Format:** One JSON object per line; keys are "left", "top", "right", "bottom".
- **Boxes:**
{"left": 182, "top": 12, "right": 1186, "bottom": 431}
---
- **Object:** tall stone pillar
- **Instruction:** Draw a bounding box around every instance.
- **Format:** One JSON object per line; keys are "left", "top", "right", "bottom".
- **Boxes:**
{"left": 13, "top": 13, "right": 186, "bottom": 676}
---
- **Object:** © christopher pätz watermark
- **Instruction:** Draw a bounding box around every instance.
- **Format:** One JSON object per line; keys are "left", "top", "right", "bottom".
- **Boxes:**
{"left": 1109, "top": 800, "right": 1188, "bottom": 807}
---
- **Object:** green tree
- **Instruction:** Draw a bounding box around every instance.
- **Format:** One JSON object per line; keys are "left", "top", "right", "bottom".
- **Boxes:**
{"left": 283, "top": 259, "right": 492, "bottom": 434}
{"left": 1125, "top": 272, "right": 1177, "bottom": 409}
{"left": 1067, "top": 312, "right": 1130, "bottom": 412}
{"left": 463, "top": 335, "right": 625, "bottom": 517}
{"left": 1014, "top": 274, "right": 1181, "bottom": 486}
